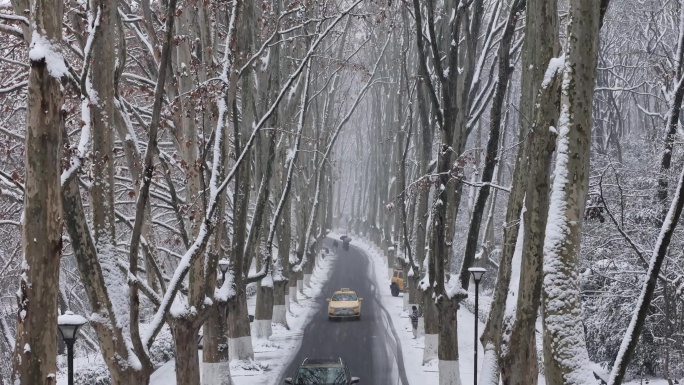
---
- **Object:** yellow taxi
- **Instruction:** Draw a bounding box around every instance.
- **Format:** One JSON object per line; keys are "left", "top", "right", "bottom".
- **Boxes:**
{"left": 327, "top": 288, "right": 362, "bottom": 321}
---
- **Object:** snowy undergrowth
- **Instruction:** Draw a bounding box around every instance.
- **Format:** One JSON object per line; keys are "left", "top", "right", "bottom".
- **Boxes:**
{"left": 149, "top": 250, "right": 337, "bottom": 385}
{"left": 56, "top": 325, "right": 175, "bottom": 385}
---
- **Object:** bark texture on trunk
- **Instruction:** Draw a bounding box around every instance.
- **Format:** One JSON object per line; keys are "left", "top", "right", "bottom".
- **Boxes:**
{"left": 501, "top": 6, "right": 561, "bottom": 380}
{"left": 478, "top": 0, "right": 558, "bottom": 383}
{"left": 171, "top": 319, "right": 202, "bottom": 385}
{"left": 12, "top": 2, "right": 64, "bottom": 383}
{"left": 164, "top": 1, "right": 214, "bottom": 382}
{"left": 274, "top": 145, "right": 292, "bottom": 326}
{"left": 502, "top": 76, "right": 560, "bottom": 385}
{"left": 202, "top": 305, "right": 231, "bottom": 385}
{"left": 229, "top": 56, "right": 253, "bottom": 356}
{"left": 422, "top": 289, "right": 439, "bottom": 363}
{"left": 227, "top": 281, "right": 253, "bottom": 360}
{"left": 541, "top": 0, "right": 601, "bottom": 383}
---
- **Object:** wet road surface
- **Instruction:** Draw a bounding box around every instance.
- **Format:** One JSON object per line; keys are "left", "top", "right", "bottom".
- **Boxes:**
{"left": 277, "top": 239, "right": 406, "bottom": 385}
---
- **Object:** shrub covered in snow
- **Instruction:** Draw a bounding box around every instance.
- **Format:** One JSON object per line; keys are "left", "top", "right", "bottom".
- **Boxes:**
{"left": 69, "top": 326, "right": 174, "bottom": 384}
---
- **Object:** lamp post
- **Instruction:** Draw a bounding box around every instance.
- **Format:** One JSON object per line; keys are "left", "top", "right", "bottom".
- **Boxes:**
{"left": 218, "top": 258, "right": 230, "bottom": 283}
{"left": 468, "top": 267, "right": 486, "bottom": 385}
{"left": 58, "top": 311, "right": 88, "bottom": 385}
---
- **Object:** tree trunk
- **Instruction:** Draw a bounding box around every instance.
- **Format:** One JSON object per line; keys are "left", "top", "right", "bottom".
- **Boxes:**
{"left": 203, "top": 98, "right": 232, "bottom": 385}
{"left": 273, "top": 279, "right": 289, "bottom": 328}
{"left": 437, "top": 298, "right": 461, "bottom": 382}
{"left": 172, "top": 320, "right": 202, "bottom": 385}
{"left": 501, "top": 75, "right": 560, "bottom": 384}
{"left": 251, "top": 127, "right": 277, "bottom": 339}
{"left": 541, "top": 0, "right": 602, "bottom": 382}
{"left": 11, "top": 2, "right": 63, "bottom": 383}
{"left": 169, "top": 3, "right": 212, "bottom": 382}
{"left": 274, "top": 168, "right": 291, "bottom": 327}
{"left": 412, "top": 69, "right": 433, "bottom": 330}
{"left": 500, "top": 2, "right": 561, "bottom": 382}
{"left": 229, "top": 50, "right": 253, "bottom": 359}
{"left": 202, "top": 304, "right": 231, "bottom": 385}
{"left": 479, "top": 0, "right": 559, "bottom": 383}
{"left": 227, "top": 281, "right": 254, "bottom": 360}
{"left": 422, "top": 289, "right": 440, "bottom": 363}
{"left": 254, "top": 280, "right": 275, "bottom": 339}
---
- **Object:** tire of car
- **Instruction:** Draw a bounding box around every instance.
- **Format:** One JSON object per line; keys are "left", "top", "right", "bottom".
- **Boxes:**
{"left": 356, "top": 315, "right": 361, "bottom": 321}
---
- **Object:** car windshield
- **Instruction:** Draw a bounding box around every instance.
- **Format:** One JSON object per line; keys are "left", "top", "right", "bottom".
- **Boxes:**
{"left": 295, "top": 367, "right": 348, "bottom": 384}
{"left": 331, "top": 293, "right": 357, "bottom": 301}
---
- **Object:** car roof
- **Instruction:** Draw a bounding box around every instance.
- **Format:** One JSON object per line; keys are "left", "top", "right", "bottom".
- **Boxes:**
{"left": 334, "top": 288, "right": 355, "bottom": 293}
{"left": 301, "top": 357, "right": 344, "bottom": 367}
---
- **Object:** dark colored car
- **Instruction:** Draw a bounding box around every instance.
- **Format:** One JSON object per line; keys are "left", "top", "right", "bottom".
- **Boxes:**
{"left": 285, "top": 358, "right": 360, "bottom": 384}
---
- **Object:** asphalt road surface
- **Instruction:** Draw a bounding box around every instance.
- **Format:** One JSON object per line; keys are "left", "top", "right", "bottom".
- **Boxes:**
{"left": 277, "top": 239, "right": 408, "bottom": 385}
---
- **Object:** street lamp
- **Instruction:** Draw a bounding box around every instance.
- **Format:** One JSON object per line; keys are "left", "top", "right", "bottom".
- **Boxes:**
{"left": 218, "top": 258, "right": 230, "bottom": 282}
{"left": 468, "top": 267, "right": 486, "bottom": 385}
{"left": 57, "top": 311, "right": 88, "bottom": 385}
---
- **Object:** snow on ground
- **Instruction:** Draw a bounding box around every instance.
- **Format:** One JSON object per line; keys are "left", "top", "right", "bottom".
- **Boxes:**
{"left": 150, "top": 250, "right": 337, "bottom": 385}
{"left": 55, "top": 352, "right": 108, "bottom": 385}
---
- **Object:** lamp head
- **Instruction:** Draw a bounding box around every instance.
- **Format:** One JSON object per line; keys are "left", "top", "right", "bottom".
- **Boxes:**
{"left": 218, "top": 259, "right": 230, "bottom": 274}
{"left": 57, "top": 311, "right": 88, "bottom": 342}
{"left": 468, "top": 267, "right": 487, "bottom": 283}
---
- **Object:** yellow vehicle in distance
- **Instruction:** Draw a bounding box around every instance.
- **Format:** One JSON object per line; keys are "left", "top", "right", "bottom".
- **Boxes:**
{"left": 390, "top": 268, "right": 404, "bottom": 297}
{"left": 327, "top": 288, "right": 362, "bottom": 321}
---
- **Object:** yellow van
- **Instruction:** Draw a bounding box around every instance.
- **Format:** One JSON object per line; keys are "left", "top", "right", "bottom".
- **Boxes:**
{"left": 390, "top": 268, "right": 404, "bottom": 297}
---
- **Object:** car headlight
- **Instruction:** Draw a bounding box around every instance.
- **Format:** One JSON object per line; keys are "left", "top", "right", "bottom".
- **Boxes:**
{"left": 354, "top": 306, "right": 360, "bottom": 313}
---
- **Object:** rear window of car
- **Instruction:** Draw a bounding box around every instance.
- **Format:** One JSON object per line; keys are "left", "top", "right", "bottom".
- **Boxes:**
{"left": 296, "top": 367, "right": 348, "bottom": 384}
{"left": 398, "top": 272, "right": 403, "bottom": 278}
{"left": 331, "top": 293, "right": 357, "bottom": 301}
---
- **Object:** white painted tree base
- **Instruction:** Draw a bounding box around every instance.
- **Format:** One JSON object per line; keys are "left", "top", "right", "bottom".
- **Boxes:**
{"left": 438, "top": 360, "right": 462, "bottom": 385}
{"left": 289, "top": 286, "right": 298, "bottom": 303}
{"left": 297, "top": 279, "right": 304, "bottom": 294}
{"left": 273, "top": 305, "right": 287, "bottom": 326}
{"left": 388, "top": 267, "right": 394, "bottom": 279}
{"left": 229, "top": 336, "right": 254, "bottom": 361}
{"left": 403, "top": 293, "right": 409, "bottom": 310}
{"left": 478, "top": 347, "right": 499, "bottom": 385}
{"left": 253, "top": 319, "right": 272, "bottom": 339}
{"left": 423, "top": 334, "right": 438, "bottom": 364}
{"left": 202, "top": 362, "right": 232, "bottom": 385}
{"left": 417, "top": 317, "right": 425, "bottom": 338}
{"left": 304, "top": 273, "right": 312, "bottom": 287}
